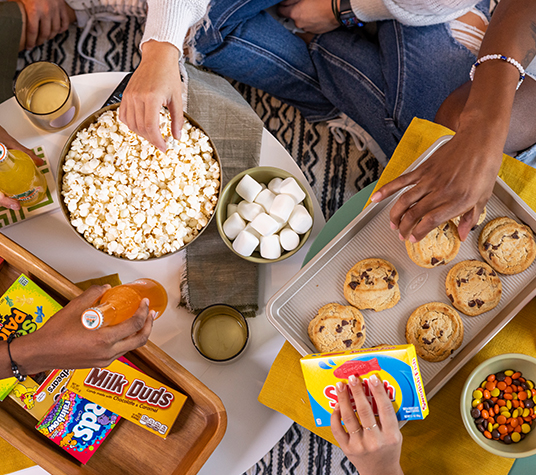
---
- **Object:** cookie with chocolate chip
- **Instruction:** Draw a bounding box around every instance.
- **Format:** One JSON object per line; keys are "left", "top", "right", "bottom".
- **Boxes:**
{"left": 478, "top": 216, "right": 536, "bottom": 274}
{"left": 343, "top": 258, "right": 400, "bottom": 311}
{"left": 405, "top": 302, "right": 463, "bottom": 362}
{"left": 405, "top": 221, "right": 460, "bottom": 269}
{"left": 445, "top": 260, "right": 502, "bottom": 316}
{"left": 451, "top": 206, "right": 487, "bottom": 229}
{"left": 308, "top": 303, "right": 366, "bottom": 352}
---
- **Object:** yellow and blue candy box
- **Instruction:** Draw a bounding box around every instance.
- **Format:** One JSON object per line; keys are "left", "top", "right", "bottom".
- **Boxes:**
{"left": 300, "top": 344, "right": 429, "bottom": 427}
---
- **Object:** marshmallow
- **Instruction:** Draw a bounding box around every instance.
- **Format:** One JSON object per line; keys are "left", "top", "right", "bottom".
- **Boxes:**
{"left": 232, "top": 230, "right": 259, "bottom": 257}
{"left": 244, "top": 223, "right": 262, "bottom": 240}
{"left": 235, "top": 174, "right": 262, "bottom": 202}
{"left": 269, "top": 194, "right": 295, "bottom": 223}
{"left": 254, "top": 188, "right": 276, "bottom": 213}
{"left": 279, "top": 226, "right": 300, "bottom": 251}
{"left": 288, "top": 205, "right": 313, "bottom": 234}
{"left": 268, "top": 177, "right": 283, "bottom": 194}
{"left": 227, "top": 203, "right": 238, "bottom": 218}
{"left": 279, "top": 177, "right": 306, "bottom": 204}
{"left": 260, "top": 234, "right": 281, "bottom": 260}
{"left": 223, "top": 212, "right": 246, "bottom": 240}
{"left": 250, "top": 212, "right": 279, "bottom": 236}
{"left": 237, "top": 200, "right": 264, "bottom": 222}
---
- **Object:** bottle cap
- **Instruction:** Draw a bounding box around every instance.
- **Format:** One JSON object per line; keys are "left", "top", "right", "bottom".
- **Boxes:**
{"left": 0, "top": 143, "right": 7, "bottom": 163}
{"left": 82, "top": 308, "right": 104, "bottom": 330}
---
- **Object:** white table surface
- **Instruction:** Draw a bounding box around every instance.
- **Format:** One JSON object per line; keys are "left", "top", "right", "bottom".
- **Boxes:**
{"left": 2, "top": 72, "right": 325, "bottom": 475}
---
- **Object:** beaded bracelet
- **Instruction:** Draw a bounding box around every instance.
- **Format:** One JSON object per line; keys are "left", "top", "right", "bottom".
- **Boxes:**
{"left": 7, "top": 332, "right": 26, "bottom": 382}
{"left": 470, "top": 54, "right": 526, "bottom": 90}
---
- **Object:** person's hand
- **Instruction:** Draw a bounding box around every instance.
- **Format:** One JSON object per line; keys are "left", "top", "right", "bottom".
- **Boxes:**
{"left": 0, "top": 125, "right": 44, "bottom": 210}
{"left": 331, "top": 373, "right": 404, "bottom": 475}
{"left": 14, "top": 0, "right": 73, "bottom": 50}
{"left": 14, "top": 285, "right": 154, "bottom": 374}
{"left": 278, "top": 0, "right": 339, "bottom": 34}
{"left": 370, "top": 131, "right": 504, "bottom": 242}
{"left": 120, "top": 40, "right": 183, "bottom": 152}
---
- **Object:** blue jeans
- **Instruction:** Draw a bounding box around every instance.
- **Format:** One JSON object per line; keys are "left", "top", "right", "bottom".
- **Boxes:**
{"left": 195, "top": 0, "right": 489, "bottom": 158}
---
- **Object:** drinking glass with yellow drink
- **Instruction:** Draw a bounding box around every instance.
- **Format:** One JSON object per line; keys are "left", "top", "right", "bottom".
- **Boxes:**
{"left": 14, "top": 62, "right": 80, "bottom": 131}
{"left": 0, "top": 143, "right": 47, "bottom": 206}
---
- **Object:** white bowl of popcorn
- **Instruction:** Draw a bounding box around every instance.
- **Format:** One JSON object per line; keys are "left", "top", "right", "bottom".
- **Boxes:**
{"left": 216, "top": 167, "right": 314, "bottom": 263}
{"left": 57, "top": 103, "right": 222, "bottom": 260}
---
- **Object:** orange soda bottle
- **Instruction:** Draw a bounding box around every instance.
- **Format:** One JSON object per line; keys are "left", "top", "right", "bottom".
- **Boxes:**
{"left": 81, "top": 278, "right": 168, "bottom": 330}
{"left": 0, "top": 143, "right": 47, "bottom": 206}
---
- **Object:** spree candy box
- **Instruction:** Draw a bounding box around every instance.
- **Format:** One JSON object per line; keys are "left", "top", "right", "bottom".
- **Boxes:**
{"left": 300, "top": 344, "right": 429, "bottom": 427}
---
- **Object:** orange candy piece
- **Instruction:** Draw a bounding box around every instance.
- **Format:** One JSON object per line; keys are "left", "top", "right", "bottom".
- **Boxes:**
{"left": 497, "top": 381, "right": 507, "bottom": 391}
{"left": 486, "top": 381, "right": 496, "bottom": 391}
{"left": 497, "top": 415, "right": 507, "bottom": 425}
{"left": 512, "top": 372, "right": 521, "bottom": 380}
{"left": 484, "top": 431, "right": 492, "bottom": 439}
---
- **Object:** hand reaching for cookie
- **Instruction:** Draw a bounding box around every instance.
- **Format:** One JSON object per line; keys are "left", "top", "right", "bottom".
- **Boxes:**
{"left": 331, "top": 373, "right": 404, "bottom": 475}
{"left": 370, "top": 129, "right": 503, "bottom": 243}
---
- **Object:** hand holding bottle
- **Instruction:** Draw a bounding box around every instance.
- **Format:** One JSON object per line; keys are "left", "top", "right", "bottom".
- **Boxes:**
{"left": 0, "top": 126, "right": 44, "bottom": 210}
{"left": 2, "top": 285, "right": 155, "bottom": 378}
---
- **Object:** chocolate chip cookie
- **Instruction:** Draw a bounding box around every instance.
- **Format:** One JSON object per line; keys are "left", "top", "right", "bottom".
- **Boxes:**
{"left": 445, "top": 260, "right": 502, "bottom": 316}
{"left": 405, "top": 221, "right": 461, "bottom": 268}
{"left": 343, "top": 258, "right": 400, "bottom": 311}
{"left": 405, "top": 302, "right": 463, "bottom": 362}
{"left": 451, "top": 206, "right": 487, "bottom": 228}
{"left": 478, "top": 216, "right": 536, "bottom": 274}
{"left": 308, "top": 303, "right": 366, "bottom": 352}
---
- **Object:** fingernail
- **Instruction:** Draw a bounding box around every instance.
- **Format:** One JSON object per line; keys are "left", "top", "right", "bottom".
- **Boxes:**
{"left": 390, "top": 222, "right": 397, "bottom": 230}
{"left": 398, "top": 233, "right": 405, "bottom": 241}
{"left": 150, "top": 310, "right": 157, "bottom": 320}
{"left": 409, "top": 235, "right": 417, "bottom": 243}
{"left": 348, "top": 375, "right": 358, "bottom": 386}
{"left": 369, "top": 374, "right": 381, "bottom": 386}
{"left": 336, "top": 382, "right": 345, "bottom": 392}
{"left": 370, "top": 192, "right": 381, "bottom": 202}
{"left": 9, "top": 204, "right": 20, "bottom": 210}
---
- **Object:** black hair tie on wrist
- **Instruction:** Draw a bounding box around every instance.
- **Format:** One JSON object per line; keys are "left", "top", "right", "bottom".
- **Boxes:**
{"left": 7, "top": 332, "right": 26, "bottom": 382}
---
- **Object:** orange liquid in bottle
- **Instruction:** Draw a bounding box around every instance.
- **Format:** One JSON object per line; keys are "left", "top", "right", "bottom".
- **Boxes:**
{"left": 81, "top": 278, "right": 168, "bottom": 330}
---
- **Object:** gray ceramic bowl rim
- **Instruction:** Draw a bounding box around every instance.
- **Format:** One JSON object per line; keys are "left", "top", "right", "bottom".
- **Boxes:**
{"left": 215, "top": 166, "right": 314, "bottom": 264}
{"left": 460, "top": 353, "right": 536, "bottom": 458}
{"left": 56, "top": 103, "right": 222, "bottom": 261}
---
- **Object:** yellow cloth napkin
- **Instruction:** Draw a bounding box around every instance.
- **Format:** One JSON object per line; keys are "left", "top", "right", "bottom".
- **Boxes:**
{"left": 259, "top": 118, "right": 536, "bottom": 474}
{"left": 1, "top": 274, "right": 121, "bottom": 475}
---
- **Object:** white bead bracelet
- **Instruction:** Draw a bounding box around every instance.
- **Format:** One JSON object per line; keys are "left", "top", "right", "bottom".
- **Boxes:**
{"left": 470, "top": 54, "right": 526, "bottom": 90}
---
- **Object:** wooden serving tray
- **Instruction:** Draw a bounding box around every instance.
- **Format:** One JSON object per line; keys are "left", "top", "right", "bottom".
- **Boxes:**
{"left": 0, "top": 233, "right": 227, "bottom": 475}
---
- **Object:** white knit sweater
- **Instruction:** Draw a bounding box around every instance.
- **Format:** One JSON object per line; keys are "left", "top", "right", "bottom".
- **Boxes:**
{"left": 351, "top": 0, "right": 479, "bottom": 26}
{"left": 141, "top": 0, "right": 210, "bottom": 56}
{"left": 141, "top": 0, "right": 480, "bottom": 55}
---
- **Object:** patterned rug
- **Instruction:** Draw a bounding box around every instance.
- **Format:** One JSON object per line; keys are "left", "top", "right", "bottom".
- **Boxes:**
{"left": 15, "top": 17, "right": 382, "bottom": 475}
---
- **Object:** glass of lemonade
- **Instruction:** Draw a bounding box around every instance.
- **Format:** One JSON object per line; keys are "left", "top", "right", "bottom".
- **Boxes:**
{"left": 14, "top": 61, "right": 80, "bottom": 131}
{"left": 191, "top": 304, "right": 250, "bottom": 363}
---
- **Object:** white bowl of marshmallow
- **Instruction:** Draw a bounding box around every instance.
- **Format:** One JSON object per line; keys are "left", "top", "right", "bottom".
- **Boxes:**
{"left": 216, "top": 167, "right": 314, "bottom": 263}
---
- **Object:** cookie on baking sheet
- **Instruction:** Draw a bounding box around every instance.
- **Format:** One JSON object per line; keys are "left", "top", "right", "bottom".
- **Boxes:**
{"left": 308, "top": 303, "right": 366, "bottom": 352}
{"left": 405, "top": 221, "right": 460, "bottom": 269}
{"left": 405, "top": 302, "right": 463, "bottom": 362}
{"left": 451, "top": 206, "right": 487, "bottom": 228}
{"left": 445, "top": 260, "right": 502, "bottom": 316}
{"left": 478, "top": 216, "right": 536, "bottom": 275}
{"left": 343, "top": 258, "right": 400, "bottom": 311}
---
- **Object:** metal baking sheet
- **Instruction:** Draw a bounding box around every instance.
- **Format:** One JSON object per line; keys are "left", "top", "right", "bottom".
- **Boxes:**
{"left": 266, "top": 136, "right": 536, "bottom": 399}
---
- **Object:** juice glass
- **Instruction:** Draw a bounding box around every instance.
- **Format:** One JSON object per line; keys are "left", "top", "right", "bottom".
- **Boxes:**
{"left": 14, "top": 61, "right": 80, "bottom": 131}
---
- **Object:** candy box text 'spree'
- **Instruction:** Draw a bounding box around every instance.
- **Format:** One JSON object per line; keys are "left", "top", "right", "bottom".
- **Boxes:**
{"left": 300, "top": 344, "right": 429, "bottom": 427}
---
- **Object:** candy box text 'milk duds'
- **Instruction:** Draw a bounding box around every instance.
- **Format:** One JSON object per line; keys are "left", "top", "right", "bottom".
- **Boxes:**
{"left": 300, "top": 344, "right": 429, "bottom": 427}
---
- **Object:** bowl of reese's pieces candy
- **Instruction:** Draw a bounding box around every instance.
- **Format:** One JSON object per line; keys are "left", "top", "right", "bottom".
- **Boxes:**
{"left": 461, "top": 353, "right": 536, "bottom": 458}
